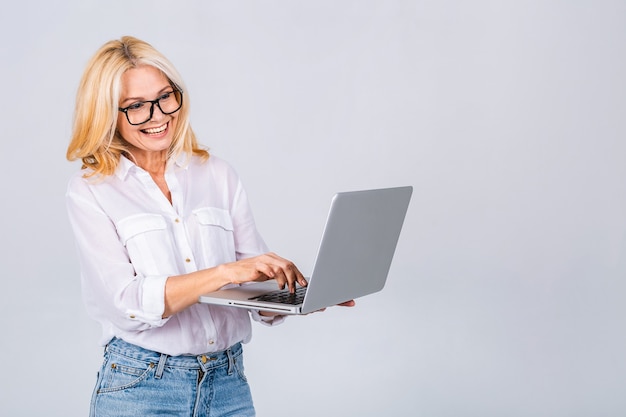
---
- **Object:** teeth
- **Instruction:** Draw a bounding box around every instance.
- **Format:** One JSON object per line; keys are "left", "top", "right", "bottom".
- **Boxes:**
{"left": 143, "top": 123, "right": 167, "bottom": 134}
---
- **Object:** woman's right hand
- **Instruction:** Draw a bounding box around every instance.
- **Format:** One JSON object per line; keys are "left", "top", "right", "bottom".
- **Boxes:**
{"left": 221, "top": 252, "right": 308, "bottom": 293}
{"left": 164, "top": 252, "right": 306, "bottom": 318}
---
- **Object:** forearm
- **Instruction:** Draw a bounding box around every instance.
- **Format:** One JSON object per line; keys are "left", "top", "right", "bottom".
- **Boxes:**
{"left": 163, "top": 265, "right": 231, "bottom": 318}
{"left": 163, "top": 253, "right": 307, "bottom": 318}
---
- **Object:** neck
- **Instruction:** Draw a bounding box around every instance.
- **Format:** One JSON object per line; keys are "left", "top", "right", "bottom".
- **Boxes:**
{"left": 126, "top": 150, "right": 168, "bottom": 177}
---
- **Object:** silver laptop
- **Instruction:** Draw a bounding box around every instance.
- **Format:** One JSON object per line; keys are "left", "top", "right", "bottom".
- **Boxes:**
{"left": 199, "top": 186, "right": 413, "bottom": 314}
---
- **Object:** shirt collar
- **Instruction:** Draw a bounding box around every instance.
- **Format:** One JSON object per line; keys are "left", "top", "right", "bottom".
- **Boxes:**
{"left": 114, "top": 153, "right": 190, "bottom": 181}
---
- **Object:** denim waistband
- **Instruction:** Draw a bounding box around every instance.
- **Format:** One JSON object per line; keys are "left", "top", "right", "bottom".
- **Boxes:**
{"left": 105, "top": 337, "right": 243, "bottom": 371}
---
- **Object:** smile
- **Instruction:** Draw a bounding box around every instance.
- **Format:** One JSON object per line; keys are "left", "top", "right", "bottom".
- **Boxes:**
{"left": 141, "top": 122, "right": 168, "bottom": 135}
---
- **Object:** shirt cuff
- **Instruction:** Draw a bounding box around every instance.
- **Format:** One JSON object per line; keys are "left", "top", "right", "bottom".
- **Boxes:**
{"left": 139, "top": 274, "right": 170, "bottom": 326}
{"left": 250, "top": 309, "right": 287, "bottom": 326}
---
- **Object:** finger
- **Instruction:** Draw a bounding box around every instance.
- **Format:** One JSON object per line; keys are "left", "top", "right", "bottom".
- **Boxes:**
{"left": 274, "top": 272, "right": 287, "bottom": 290}
{"left": 263, "top": 253, "right": 302, "bottom": 292}
{"left": 279, "top": 259, "right": 306, "bottom": 290}
{"left": 296, "top": 271, "right": 308, "bottom": 288}
{"left": 285, "top": 260, "right": 307, "bottom": 288}
{"left": 265, "top": 264, "right": 287, "bottom": 290}
{"left": 273, "top": 266, "right": 298, "bottom": 293}
{"left": 285, "top": 262, "right": 307, "bottom": 293}
{"left": 284, "top": 264, "right": 299, "bottom": 293}
{"left": 256, "top": 253, "right": 284, "bottom": 285}
{"left": 251, "top": 261, "right": 275, "bottom": 281}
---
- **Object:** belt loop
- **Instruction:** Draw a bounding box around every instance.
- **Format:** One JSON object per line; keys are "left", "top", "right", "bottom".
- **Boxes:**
{"left": 226, "top": 348, "right": 234, "bottom": 376}
{"left": 155, "top": 353, "right": 168, "bottom": 379}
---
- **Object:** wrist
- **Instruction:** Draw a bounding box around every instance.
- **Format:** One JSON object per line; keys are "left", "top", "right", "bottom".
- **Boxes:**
{"left": 213, "top": 263, "right": 234, "bottom": 288}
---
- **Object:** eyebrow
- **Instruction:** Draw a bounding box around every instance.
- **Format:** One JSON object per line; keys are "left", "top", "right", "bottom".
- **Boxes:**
{"left": 120, "top": 86, "right": 173, "bottom": 106}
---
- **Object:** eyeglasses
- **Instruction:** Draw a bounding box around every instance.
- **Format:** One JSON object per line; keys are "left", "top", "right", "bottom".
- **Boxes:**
{"left": 118, "top": 89, "right": 184, "bottom": 125}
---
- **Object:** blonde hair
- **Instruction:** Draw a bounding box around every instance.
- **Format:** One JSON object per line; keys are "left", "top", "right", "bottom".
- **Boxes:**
{"left": 67, "top": 36, "right": 208, "bottom": 177}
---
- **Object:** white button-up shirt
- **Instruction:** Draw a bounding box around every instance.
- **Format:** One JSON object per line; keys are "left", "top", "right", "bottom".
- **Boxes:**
{"left": 66, "top": 154, "right": 281, "bottom": 356}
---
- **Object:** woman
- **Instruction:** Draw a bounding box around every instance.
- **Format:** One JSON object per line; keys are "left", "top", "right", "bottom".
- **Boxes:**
{"left": 66, "top": 36, "right": 352, "bottom": 417}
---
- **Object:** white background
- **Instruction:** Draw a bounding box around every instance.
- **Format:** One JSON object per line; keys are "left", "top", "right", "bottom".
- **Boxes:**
{"left": 1, "top": 1, "right": 625, "bottom": 416}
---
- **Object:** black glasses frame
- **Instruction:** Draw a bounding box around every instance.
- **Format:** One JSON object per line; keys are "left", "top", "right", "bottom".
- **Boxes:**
{"left": 118, "top": 88, "right": 184, "bottom": 126}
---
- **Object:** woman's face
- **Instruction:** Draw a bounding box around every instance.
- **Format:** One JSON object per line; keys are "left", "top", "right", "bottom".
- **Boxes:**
{"left": 116, "top": 65, "right": 179, "bottom": 164}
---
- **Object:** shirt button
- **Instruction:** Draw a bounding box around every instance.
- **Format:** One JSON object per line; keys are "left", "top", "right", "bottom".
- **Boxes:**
{"left": 208, "top": 340, "right": 215, "bottom": 345}
{"left": 175, "top": 218, "right": 180, "bottom": 223}
{"left": 185, "top": 258, "right": 191, "bottom": 263}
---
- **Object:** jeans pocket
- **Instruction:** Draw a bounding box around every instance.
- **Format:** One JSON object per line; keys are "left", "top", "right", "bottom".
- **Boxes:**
{"left": 97, "top": 353, "right": 155, "bottom": 394}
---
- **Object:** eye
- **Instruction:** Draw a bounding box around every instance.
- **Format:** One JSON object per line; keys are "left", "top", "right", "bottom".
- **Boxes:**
{"left": 126, "top": 101, "right": 145, "bottom": 111}
{"left": 158, "top": 91, "right": 174, "bottom": 101}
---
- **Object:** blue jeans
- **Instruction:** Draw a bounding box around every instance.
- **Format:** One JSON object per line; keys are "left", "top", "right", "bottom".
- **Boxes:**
{"left": 90, "top": 338, "right": 255, "bottom": 417}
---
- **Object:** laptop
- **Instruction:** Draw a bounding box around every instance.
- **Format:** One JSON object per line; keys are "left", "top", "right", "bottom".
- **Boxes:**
{"left": 199, "top": 186, "right": 413, "bottom": 314}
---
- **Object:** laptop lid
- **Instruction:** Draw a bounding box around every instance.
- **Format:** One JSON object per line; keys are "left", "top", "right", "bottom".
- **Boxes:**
{"left": 299, "top": 186, "right": 412, "bottom": 313}
{"left": 198, "top": 186, "right": 413, "bottom": 314}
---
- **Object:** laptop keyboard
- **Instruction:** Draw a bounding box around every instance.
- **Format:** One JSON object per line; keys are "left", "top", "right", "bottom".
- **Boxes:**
{"left": 249, "top": 286, "right": 307, "bottom": 305}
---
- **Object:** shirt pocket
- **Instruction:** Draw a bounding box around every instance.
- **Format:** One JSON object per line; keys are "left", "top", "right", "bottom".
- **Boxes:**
{"left": 193, "top": 207, "right": 234, "bottom": 232}
{"left": 117, "top": 214, "right": 167, "bottom": 243}
{"left": 192, "top": 207, "right": 236, "bottom": 266}
{"left": 117, "top": 213, "right": 175, "bottom": 276}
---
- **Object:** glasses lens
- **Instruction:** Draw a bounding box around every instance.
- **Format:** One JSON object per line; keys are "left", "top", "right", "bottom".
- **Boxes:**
{"left": 158, "top": 90, "right": 183, "bottom": 115}
{"left": 126, "top": 102, "right": 152, "bottom": 125}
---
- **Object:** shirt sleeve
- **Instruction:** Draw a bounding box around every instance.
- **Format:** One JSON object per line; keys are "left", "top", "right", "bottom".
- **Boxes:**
{"left": 66, "top": 176, "right": 170, "bottom": 332}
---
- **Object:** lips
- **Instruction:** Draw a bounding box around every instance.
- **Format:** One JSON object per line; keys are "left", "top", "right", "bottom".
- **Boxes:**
{"left": 141, "top": 122, "right": 168, "bottom": 135}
